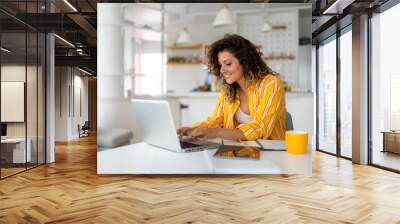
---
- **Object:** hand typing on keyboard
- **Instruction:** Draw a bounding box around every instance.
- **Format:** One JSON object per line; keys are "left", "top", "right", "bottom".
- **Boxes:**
{"left": 178, "top": 127, "right": 219, "bottom": 140}
{"left": 177, "top": 127, "right": 193, "bottom": 137}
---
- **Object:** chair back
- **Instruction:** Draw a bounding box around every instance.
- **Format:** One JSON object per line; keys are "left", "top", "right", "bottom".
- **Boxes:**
{"left": 285, "top": 111, "right": 294, "bottom": 131}
{"left": 82, "top": 121, "right": 90, "bottom": 129}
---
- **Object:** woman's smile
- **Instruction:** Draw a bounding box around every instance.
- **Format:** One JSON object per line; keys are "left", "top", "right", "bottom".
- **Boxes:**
{"left": 218, "top": 51, "right": 244, "bottom": 85}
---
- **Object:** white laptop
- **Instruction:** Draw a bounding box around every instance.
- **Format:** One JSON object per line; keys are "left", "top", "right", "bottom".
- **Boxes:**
{"left": 131, "top": 99, "right": 220, "bottom": 152}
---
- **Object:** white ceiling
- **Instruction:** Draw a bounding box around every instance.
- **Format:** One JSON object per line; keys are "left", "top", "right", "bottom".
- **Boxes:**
{"left": 139, "top": 3, "right": 310, "bottom": 15}
{"left": 133, "top": 3, "right": 311, "bottom": 26}
{"left": 123, "top": 3, "right": 311, "bottom": 38}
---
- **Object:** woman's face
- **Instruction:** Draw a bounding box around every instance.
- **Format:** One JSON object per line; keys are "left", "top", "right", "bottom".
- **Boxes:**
{"left": 217, "top": 50, "right": 244, "bottom": 85}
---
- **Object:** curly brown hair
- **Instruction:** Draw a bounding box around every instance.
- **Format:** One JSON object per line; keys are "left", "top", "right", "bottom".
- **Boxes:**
{"left": 206, "top": 34, "right": 276, "bottom": 101}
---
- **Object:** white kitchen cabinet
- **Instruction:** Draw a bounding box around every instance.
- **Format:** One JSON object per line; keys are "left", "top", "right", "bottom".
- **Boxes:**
{"left": 179, "top": 96, "right": 218, "bottom": 127}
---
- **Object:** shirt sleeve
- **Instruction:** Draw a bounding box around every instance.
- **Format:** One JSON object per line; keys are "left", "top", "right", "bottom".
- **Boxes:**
{"left": 237, "top": 76, "right": 284, "bottom": 140}
{"left": 192, "top": 90, "right": 225, "bottom": 128}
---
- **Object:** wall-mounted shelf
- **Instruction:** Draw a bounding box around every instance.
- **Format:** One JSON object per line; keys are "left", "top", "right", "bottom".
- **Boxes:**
{"left": 167, "top": 62, "right": 203, "bottom": 65}
{"left": 166, "top": 43, "right": 203, "bottom": 50}
{"left": 263, "top": 53, "right": 295, "bottom": 60}
{"left": 264, "top": 56, "right": 295, "bottom": 60}
{"left": 299, "top": 37, "right": 311, "bottom": 45}
{"left": 167, "top": 55, "right": 203, "bottom": 64}
{"left": 271, "top": 25, "right": 287, "bottom": 30}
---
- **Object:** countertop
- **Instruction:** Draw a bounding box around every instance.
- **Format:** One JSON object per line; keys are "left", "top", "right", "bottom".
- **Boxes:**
{"left": 165, "top": 91, "right": 220, "bottom": 98}
{"left": 164, "top": 91, "right": 313, "bottom": 98}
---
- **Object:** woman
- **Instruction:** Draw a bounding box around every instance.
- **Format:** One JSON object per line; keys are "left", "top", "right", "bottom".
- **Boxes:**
{"left": 178, "top": 34, "right": 286, "bottom": 141}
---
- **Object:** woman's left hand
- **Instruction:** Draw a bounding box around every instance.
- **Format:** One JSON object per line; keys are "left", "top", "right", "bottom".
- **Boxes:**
{"left": 188, "top": 128, "right": 219, "bottom": 139}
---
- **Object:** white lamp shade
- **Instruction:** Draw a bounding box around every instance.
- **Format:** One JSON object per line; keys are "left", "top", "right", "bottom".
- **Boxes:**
{"left": 213, "top": 6, "right": 235, "bottom": 27}
{"left": 262, "top": 22, "right": 272, "bottom": 32}
{"left": 176, "top": 27, "right": 192, "bottom": 44}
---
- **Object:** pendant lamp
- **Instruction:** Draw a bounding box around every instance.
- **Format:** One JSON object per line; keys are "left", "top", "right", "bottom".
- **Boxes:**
{"left": 213, "top": 5, "right": 235, "bottom": 27}
{"left": 176, "top": 27, "right": 192, "bottom": 44}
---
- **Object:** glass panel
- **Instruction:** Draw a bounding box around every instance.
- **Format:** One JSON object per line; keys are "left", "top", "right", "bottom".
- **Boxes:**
{"left": 26, "top": 0, "right": 39, "bottom": 170}
{"left": 1, "top": 30, "right": 27, "bottom": 177}
{"left": 318, "top": 37, "right": 337, "bottom": 154}
{"left": 0, "top": 1, "right": 46, "bottom": 178}
{"left": 27, "top": 31, "right": 38, "bottom": 169}
{"left": 371, "top": 4, "right": 400, "bottom": 171}
{"left": 340, "top": 29, "right": 352, "bottom": 158}
{"left": 38, "top": 32, "right": 45, "bottom": 165}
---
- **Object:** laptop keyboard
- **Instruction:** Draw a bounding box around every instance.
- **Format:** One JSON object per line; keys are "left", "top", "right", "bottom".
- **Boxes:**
{"left": 180, "top": 141, "right": 200, "bottom": 149}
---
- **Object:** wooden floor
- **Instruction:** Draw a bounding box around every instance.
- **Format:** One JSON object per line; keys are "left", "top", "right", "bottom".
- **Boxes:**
{"left": 1, "top": 167, "right": 26, "bottom": 178}
{"left": 373, "top": 151, "right": 400, "bottom": 171}
{"left": 1, "top": 135, "right": 400, "bottom": 224}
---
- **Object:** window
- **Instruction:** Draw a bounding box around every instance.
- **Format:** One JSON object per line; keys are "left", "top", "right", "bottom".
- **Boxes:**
{"left": 134, "top": 52, "right": 165, "bottom": 96}
{"left": 371, "top": 2, "right": 400, "bottom": 171}
{"left": 340, "top": 28, "right": 352, "bottom": 158}
{"left": 390, "top": 74, "right": 400, "bottom": 130}
{"left": 317, "top": 36, "right": 337, "bottom": 154}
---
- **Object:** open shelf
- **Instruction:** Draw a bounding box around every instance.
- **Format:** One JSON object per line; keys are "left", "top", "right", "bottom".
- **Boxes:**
{"left": 166, "top": 43, "right": 203, "bottom": 50}
{"left": 263, "top": 53, "right": 295, "bottom": 60}
{"left": 271, "top": 25, "right": 287, "bottom": 30}
{"left": 166, "top": 62, "right": 203, "bottom": 65}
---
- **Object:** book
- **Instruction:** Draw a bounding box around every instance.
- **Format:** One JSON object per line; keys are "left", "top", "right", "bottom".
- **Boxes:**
{"left": 213, "top": 145, "right": 260, "bottom": 160}
{"left": 255, "top": 140, "right": 286, "bottom": 151}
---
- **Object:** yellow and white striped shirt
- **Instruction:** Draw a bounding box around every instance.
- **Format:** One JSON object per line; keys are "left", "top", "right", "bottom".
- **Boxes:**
{"left": 193, "top": 74, "right": 286, "bottom": 140}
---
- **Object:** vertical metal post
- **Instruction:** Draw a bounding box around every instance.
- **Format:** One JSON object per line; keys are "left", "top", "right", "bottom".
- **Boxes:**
{"left": 36, "top": 0, "right": 39, "bottom": 167}
{"left": 161, "top": 3, "right": 165, "bottom": 95}
{"left": 316, "top": 44, "right": 320, "bottom": 150}
{"left": 336, "top": 21, "right": 341, "bottom": 157}
{"left": 25, "top": 0, "right": 28, "bottom": 171}
{"left": 0, "top": 23, "right": 2, "bottom": 179}
{"left": 367, "top": 11, "right": 373, "bottom": 165}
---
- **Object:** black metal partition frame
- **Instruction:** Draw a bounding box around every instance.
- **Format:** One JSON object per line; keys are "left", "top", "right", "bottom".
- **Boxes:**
{"left": 315, "top": 21, "right": 352, "bottom": 161}
{"left": 0, "top": 0, "right": 47, "bottom": 180}
{"left": 315, "top": 0, "right": 400, "bottom": 173}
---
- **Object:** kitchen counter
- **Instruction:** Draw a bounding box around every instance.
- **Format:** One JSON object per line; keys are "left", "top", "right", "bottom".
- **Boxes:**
{"left": 163, "top": 91, "right": 315, "bottom": 148}
{"left": 165, "top": 91, "right": 220, "bottom": 98}
{"left": 165, "top": 91, "right": 313, "bottom": 98}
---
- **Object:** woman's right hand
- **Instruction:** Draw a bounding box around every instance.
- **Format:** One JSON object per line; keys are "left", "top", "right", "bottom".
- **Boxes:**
{"left": 177, "top": 127, "right": 193, "bottom": 137}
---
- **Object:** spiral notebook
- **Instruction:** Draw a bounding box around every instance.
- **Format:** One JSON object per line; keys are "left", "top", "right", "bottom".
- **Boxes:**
{"left": 213, "top": 145, "right": 260, "bottom": 160}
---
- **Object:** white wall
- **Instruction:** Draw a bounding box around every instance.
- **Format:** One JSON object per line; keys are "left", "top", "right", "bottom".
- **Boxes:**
{"left": 286, "top": 93, "right": 314, "bottom": 148}
{"left": 166, "top": 65, "right": 208, "bottom": 93}
{"left": 165, "top": 8, "right": 310, "bottom": 93}
{"left": 165, "top": 16, "right": 234, "bottom": 93}
{"left": 55, "top": 67, "right": 89, "bottom": 141}
{"left": 46, "top": 32, "right": 55, "bottom": 163}
{"left": 55, "top": 67, "right": 68, "bottom": 141}
{"left": 73, "top": 74, "right": 89, "bottom": 137}
{"left": 97, "top": 3, "right": 125, "bottom": 100}
{"left": 298, "top": 9, "right": 312, "bottom": 92}
{"left": 1, "top": 65, "right": 39, "bottom": 137}
{"left": 1, "top": 64, "right": 47, "bottom": 163}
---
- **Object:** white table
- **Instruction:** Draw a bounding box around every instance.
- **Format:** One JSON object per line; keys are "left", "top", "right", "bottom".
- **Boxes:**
{"left": 1, "top": 138, "right": 32, "bottom": 163}
{"left": 97, "top": 141, "right": 312, "bottom": 175}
